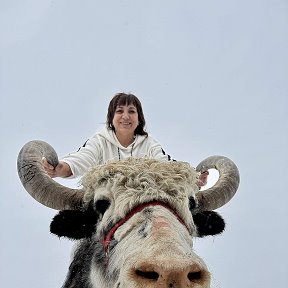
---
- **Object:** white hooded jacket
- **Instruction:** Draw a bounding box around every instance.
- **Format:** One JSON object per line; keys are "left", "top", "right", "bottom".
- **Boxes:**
{"left": 61, "top": 127, "right": 172, "bottom": 178}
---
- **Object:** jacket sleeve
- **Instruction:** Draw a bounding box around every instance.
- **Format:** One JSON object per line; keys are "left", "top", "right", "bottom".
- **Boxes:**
{"left": 148, "top": 137, "right": 175, "bottom": 161}
{"left": 61, "top": 136, "right": 102, "bottom": 178}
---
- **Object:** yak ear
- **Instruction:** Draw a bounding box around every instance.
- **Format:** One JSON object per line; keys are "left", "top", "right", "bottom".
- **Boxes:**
{"left": 50, "top": 209, "right": 98, "bottom": 240}
{"left": 193, "top": 211, "right": 225, "bottom": 237}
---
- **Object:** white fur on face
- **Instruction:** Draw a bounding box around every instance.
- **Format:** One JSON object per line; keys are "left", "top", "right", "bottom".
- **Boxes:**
{"left": 82, "top": 159, "right": 209, "bottom": 287}
{"left": 89, "top": 206, "right": 210, "bottom": 288}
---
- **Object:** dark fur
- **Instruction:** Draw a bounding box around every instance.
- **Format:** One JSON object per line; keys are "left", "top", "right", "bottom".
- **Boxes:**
{"left": 50, "top": 209, "right": 98, "bottom": 240}
{"left": 62, "top": 239, "right": 94, "bottom": 288}
{"left": 193, "top": 211, "right": 225, "bottom": 237}
{"left": 59, "top": 232, "right": 119, "bottom": 287}
{"left": 50, "top": 199, "right": 110, "bottom": 240}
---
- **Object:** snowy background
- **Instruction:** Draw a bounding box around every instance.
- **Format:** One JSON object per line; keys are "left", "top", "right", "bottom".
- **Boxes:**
{"left": 1, "top": 1, "right": 287, "bottom": 287}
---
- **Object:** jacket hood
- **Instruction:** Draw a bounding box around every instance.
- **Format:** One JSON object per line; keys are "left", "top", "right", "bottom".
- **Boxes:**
{"left": 98, "top": 127, "right": 147, "bottom": 149}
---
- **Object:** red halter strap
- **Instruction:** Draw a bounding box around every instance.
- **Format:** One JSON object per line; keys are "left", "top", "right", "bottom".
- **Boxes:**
{"left": 100, "top": 200, "right": 187, "bottom": 255}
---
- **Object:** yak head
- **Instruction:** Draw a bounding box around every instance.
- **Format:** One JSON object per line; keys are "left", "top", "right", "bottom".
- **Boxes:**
{"left": 17, "top": 141, "right": 240, "bottom": 288}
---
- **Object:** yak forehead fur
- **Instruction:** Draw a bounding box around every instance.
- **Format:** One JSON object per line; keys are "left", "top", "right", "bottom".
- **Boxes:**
{"left": 80, "top": 158, "right": 200, "bottom": 233}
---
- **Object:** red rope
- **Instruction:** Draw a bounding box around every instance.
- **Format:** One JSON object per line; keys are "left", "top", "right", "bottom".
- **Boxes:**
{"left": 100, "top": 201, "right": 187, "bottom": 256}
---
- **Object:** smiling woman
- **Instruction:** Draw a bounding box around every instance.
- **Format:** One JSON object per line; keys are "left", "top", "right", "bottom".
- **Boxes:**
{"left": 42, "top": 92, "right": 209, "bottom": 186}
{"left": 42, "top": 93, "right": 208, "bottom": 186}
{"left": 42, "top": 93, "right": 208, "bottom": 187}
{"left": 42, "top": 93, "right": 169, "bottom": 177}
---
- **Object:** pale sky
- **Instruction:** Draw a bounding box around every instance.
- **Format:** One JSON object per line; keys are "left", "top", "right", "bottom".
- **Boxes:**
{"left": 1, "top": 1, "right": 288, "bottom": 287}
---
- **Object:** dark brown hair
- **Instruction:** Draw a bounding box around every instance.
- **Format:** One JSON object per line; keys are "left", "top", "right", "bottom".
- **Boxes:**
{"left": 106, "top": 93, "right": 148, "bottom": 136}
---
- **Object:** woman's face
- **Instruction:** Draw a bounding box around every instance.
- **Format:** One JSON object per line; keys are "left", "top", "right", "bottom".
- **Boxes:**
{"left": 112, "top": 104, "right": 139, "bottom": 136}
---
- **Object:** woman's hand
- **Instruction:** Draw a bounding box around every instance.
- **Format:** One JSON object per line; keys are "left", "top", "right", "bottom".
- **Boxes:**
{"left": 42, "top": 157, "right": 72, "bottom": 178}
{"left": 197, "top": 171, "right": 209, "bottom": 188}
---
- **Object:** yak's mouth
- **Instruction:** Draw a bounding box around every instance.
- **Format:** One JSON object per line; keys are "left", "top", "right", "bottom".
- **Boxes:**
{"left": 100, "top": 201, "right": 187, "bottom": 255}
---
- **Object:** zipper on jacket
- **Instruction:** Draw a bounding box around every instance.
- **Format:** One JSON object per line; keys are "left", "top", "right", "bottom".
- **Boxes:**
{"left": 117, "top": 143, "right": 135, "bottom": 160}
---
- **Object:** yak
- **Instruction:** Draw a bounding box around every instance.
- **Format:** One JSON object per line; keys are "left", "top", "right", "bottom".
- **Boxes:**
{"left": 17, "top": 140, "right": 240, "bottom": 288}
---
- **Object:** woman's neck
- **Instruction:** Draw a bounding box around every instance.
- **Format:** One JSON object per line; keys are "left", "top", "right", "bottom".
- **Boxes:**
{"left": 115, "top": 132, "right": 135, "bottom": 148}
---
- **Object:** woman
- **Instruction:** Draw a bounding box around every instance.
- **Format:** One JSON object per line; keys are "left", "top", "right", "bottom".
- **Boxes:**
{"left": 43, "top": 93, "right": 208, "bottom": 186}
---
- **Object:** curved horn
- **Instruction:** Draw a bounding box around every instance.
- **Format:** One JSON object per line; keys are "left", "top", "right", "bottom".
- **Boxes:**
{"left": 195, "top": 156, "right": 240, "bottom": 211}
{"left": 17, "top": 140, "right": 85, "bottom": 210}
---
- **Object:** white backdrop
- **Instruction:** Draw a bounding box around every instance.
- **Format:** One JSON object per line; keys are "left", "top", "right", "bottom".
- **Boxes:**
{"left": 1, "top": 1, "right": 287, "bottom": 287}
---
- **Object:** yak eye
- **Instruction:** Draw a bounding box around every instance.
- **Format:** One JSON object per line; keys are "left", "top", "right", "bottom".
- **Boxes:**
{"left": 95, "top": 199, "right": 110, "bottom": 214}
{"left": 189, "top": 197, "right": 196, "bottom": 210}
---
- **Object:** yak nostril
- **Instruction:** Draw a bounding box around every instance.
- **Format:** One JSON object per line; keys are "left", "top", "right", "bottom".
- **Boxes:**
{"left": 135, "top": 269, "right": 159, "bottom": 280}
{"left": 187, "top": 271, "right": 202, "bottom": 281}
